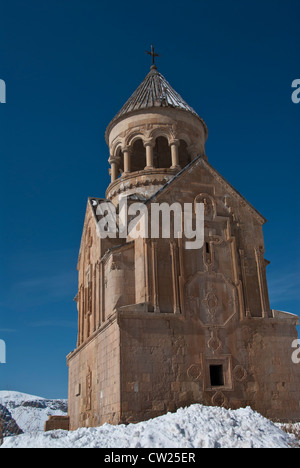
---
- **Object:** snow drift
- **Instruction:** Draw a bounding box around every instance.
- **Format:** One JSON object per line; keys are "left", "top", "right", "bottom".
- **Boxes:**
{"left": 0, "top": 391, "right": 299, "bottom": 448}
{"left": 0, "top": 390, "right": 67, "bottom": 436}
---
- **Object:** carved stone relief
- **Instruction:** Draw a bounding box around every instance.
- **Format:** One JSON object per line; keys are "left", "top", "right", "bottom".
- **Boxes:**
{"left": 194, "top": 193, "right": 216, "bottom": 219}
{"left": 86, "top": 366, "right": 92, "bottom": 411}
{"left": 202, "top": 292, "right": 219, "bottom": 321}
{"left": 185, "top": 272, "right": 237, "bottom": 326}
{"left": 207, "top": 328, "right": 222, "bottom": 353}
{"left": 187, "top": 364, "right": 202, "bottom": 381}
{"left": 233, "top": 365, "right": 247, "bottom": 382}
{"left": 211, "top": 391, "right": 227, "bottom": 407}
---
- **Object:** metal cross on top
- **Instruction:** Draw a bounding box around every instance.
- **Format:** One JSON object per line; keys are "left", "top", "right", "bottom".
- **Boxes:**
{"left": 145, "top": 45, "right": 159, "bottom": 68}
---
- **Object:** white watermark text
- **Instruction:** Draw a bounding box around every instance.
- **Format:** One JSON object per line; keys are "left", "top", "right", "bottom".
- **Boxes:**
{"left": 291, "top": 339, "right": 300, "bottom": 364}
{"left": 0, "top": 79, "right": 6, "bottom": 103}
{"left": 96, "top": 199, "right": 204, "bottom": 250}
{"left": 291, "top": 79, "right": 300, "bottom": 104}
{"left": 0, "top": 339, "right": 6, "bottom": 364}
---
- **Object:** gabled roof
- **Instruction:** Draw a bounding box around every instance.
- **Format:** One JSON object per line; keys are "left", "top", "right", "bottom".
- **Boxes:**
{"left": 105, "top": 66, "right": 207, "bottom": 141}
{"left": 146, "top": 155, "right": 267, "bottom": 225}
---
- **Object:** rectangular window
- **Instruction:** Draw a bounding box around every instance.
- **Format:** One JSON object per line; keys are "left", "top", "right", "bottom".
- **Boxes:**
{"left": 209, "top": 364, "right": 224, "bottom": 387}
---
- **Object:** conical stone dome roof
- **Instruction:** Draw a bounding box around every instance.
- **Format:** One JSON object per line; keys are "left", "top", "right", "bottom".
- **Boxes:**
{"left": 116, "top": 66, "right": 199, "bottom": 118}
{"left": 105, "top": 66, "right": 207, "bottom": 141}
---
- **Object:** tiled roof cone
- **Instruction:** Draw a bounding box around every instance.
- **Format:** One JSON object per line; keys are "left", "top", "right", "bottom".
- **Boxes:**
{"left": 113, "top": 66, "right": 200, "bottom": 121}
{"left": 105, "top": 63, "right": 208, "bottom": 144}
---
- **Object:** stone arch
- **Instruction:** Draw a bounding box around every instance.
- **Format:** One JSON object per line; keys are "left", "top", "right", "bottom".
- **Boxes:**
{"left": 126, "top": 131, "right": 145, "bottom": 148}
{"left": 149, "top": 127, "right": 172, "bottom": 144}
{"left": 194, "top": 193, "right": 216, "bottom": 219}
{"left": 111, "top": 139, "right": 125, "bottom": 158}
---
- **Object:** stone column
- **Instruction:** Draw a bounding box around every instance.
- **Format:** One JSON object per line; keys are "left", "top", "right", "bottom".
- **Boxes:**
{"left": 170, "top": 241, "right": 181, "bottom": 314}
{"left": 80, "top": 285, "right": 85, "bottom": 343}
{"left": 239, "top": 249, "right": 251, "bottom": 318}
{"left": 255, "top": 247, "right": 269, "bottom": 318}
{"left": 151, "top": 240, "right": 160, "bottom": 312}
{"left": 122, "top": 146, "right": 131, "bottom": 174}
{"left": 170, "top": 139, "right": 180, "bottom": 169}
{"left": 96, "top": 261, "right": 101, "bottom": 329}
{"left": 144, "top": 139, "right": 155, "bottom": 170}
{"left": 109, "top": 157, "right": 119, "bottom": 183}
{"left": 92, "top": 267, "right": 97, "bottom": 332}
{"left": 100, "top": 260, "right": 105, "bottom": 323}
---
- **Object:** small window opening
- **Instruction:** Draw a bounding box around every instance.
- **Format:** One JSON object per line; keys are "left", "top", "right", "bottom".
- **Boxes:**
{"left": 205, "top": 242, "right": 210, "bottom": 254}
{"left": 210, "top": 364, "right": 224, "bottom": 387}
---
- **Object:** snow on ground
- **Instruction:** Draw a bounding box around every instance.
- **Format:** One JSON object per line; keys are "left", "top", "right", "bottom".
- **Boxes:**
{"left": 1, "top": 401, "right": 299, "bottom": 449}
{"left": 0, "top": 391, "right": 67, "bottom": 434}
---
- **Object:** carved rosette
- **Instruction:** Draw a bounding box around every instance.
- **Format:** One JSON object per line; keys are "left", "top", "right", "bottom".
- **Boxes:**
{"left": 207, "top": 328, "right": 222, "bottom": 353}
{"left": 233, "top": 365, "right": 247, "bottom": 382}
{"left": 202, "top": 292, "right": 219, "bottom": 321}
{"left": 185, "top": 272, "right": 238, "bottom": 326}
{"left": 211, "top": 391, "right": 227, "bottom": 407}
{"left": 187, "top": 364, "right": 202, "bottom": 381}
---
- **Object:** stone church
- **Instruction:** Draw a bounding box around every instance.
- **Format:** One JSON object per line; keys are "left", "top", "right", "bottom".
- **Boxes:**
{"left": 66, "top": 57, "right": 300, "bottom": 430}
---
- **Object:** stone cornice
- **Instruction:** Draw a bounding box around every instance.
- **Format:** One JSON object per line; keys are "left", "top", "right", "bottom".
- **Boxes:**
{"left": 105, "top": 168, "right": 178, "bottom": 200}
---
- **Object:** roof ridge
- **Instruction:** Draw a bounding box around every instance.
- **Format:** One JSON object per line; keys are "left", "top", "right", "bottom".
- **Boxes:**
{"left": 144, "top": 156, "right": 267, "bottom": 224}
{"left": 145, "top": 155, "right": 203, "bottom": 205}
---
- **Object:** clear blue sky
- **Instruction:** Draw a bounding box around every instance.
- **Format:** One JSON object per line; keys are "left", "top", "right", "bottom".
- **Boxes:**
{"left": 0, "top": 0, "right": 299, "bottom": 398}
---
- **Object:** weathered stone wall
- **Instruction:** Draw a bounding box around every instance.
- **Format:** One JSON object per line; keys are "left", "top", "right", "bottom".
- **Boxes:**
{"left": 118, "top": 310, "right": 300, "bottom": 424}
{"left": 67, "top": 317, "right": 121, "bottom": 430}
{"left": 239, "top": 318, "right": 300, "bottom": 422}
{"left": 118, "top": 311, "right": 204, "bottom": 423}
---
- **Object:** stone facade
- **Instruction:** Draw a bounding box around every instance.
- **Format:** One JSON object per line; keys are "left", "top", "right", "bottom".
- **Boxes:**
{"left": 67, "top": 65, "right": 300, "bottom": 430}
